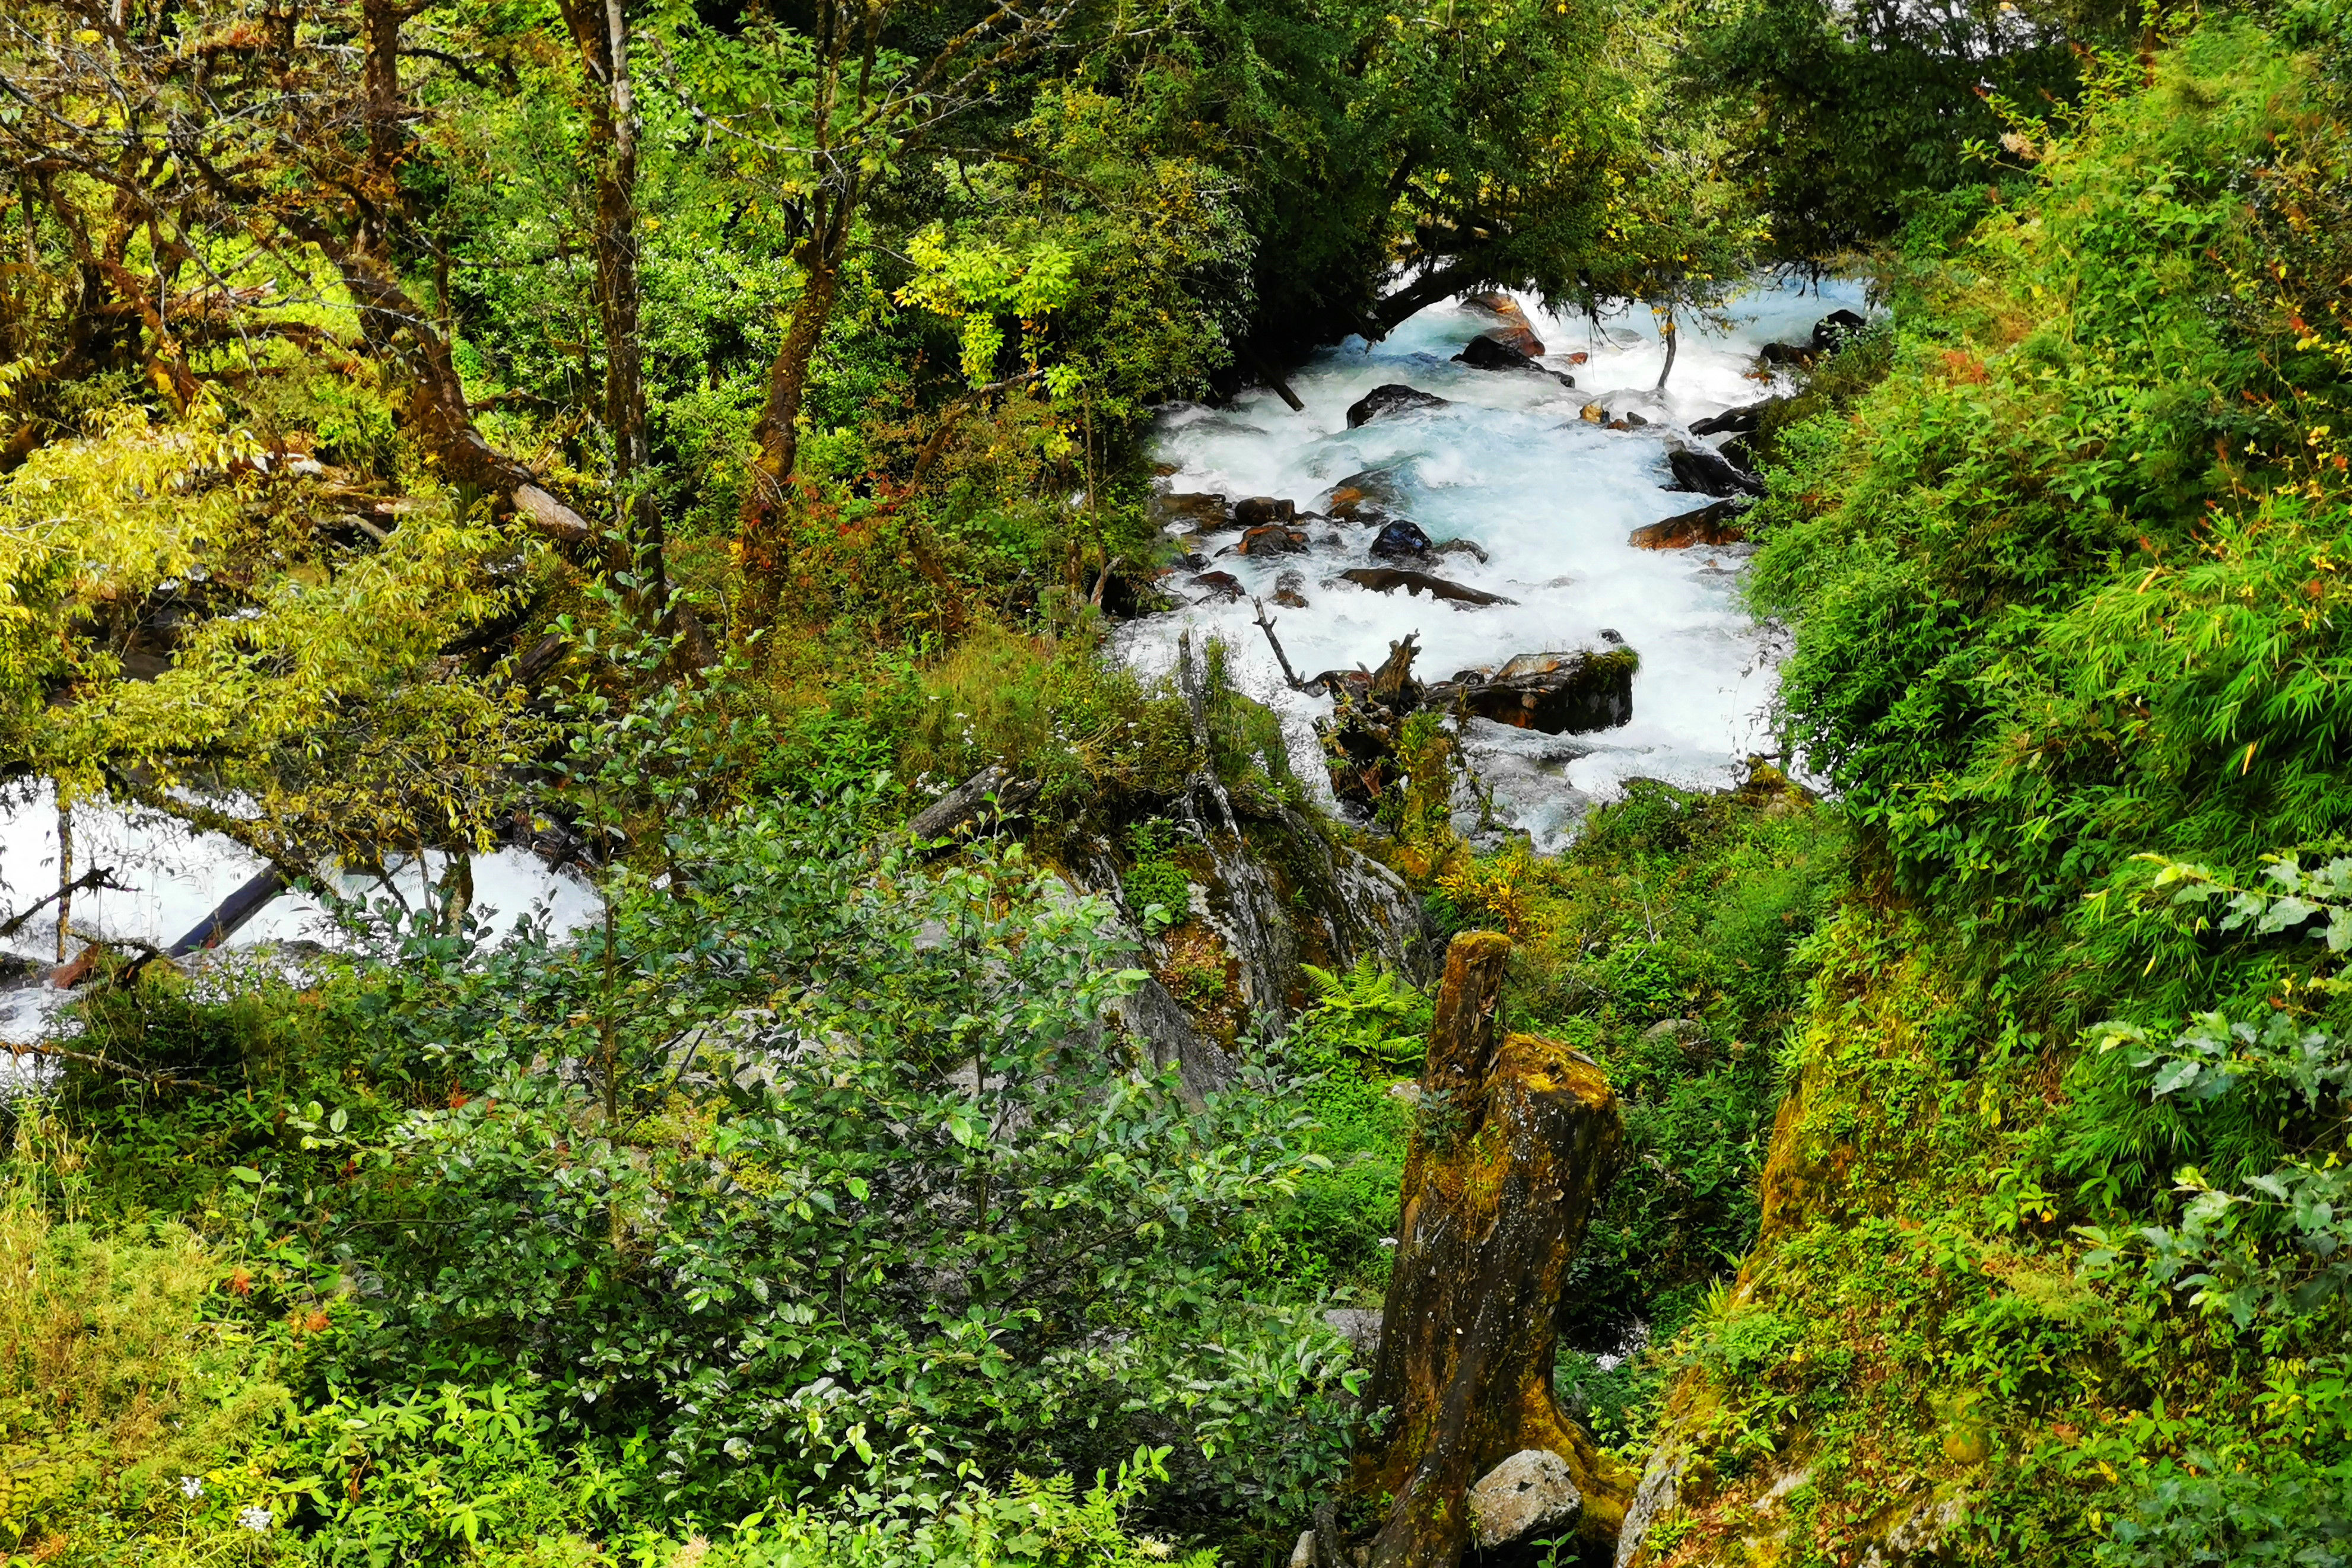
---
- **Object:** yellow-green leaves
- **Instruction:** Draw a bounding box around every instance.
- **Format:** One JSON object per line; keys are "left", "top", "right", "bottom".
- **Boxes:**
{"left": 897, "top": 225, "right": 1081, "bottom": 387}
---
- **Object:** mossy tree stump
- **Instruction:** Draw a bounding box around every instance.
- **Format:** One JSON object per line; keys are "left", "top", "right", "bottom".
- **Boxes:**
{"left": 1347, "top": 930, "right": 1634, "bottom": 1567}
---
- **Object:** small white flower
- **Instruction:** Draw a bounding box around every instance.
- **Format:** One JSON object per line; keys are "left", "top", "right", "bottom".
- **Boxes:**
{"left": 179, "top": 1475, "right": 204, "bottom": 1499}
{"left": 237, "top": 1504, "right": 273, "bottom": 1533}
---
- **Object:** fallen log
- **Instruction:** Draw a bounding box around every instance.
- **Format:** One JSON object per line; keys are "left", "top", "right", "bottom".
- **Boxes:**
{"left": 908, "top": 765, "right": 1044, "bottom": 846}
{"left": 1339, "top": 568, "right": 1515, "bottom": 608}
{"left": 166, "top": 865, "right": 290, "bottom": 956}
{"left": 1347, "top": 931, "right": 1634, "bottom": 1567}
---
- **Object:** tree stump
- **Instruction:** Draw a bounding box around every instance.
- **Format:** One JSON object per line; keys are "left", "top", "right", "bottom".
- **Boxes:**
{"left": 1348, "top": 931, "right": 1634, "bottom": 1567}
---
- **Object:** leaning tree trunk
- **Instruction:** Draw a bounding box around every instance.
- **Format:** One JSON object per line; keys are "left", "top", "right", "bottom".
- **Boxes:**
{"left": 1347, "top": 931, "right": 1635, "bottom": 1567}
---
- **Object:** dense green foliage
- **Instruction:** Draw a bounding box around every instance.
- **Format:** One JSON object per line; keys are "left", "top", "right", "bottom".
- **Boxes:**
{"left": 1581, "top": 17, "right": 2352, "bottom": 1564}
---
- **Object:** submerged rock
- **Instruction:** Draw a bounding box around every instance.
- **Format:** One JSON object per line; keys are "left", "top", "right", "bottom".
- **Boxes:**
{"left": 1630, "top": 498, "right": 1748, "bottom": 550}
{"left": 1324, "top": 465, "right": 1409, "bottom": 519}
{"left": 1339, "top": 567, "right": 1515, "bottom": 607}
{"left": 1346, "top": 384, "right": 1449, "bottom": 427}
{"left": 1431, "top": 644, "right": 1638, "bottom": 734}
{"left": 1272, "top": 568, "right": 1310, "bottom": 609}
{"left": 1190, "top": 570, "right": 1246, "bottom": 602}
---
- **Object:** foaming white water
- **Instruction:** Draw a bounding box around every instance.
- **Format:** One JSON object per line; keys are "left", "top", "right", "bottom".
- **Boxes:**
{"left": 1, "top": 783, "right": 600, "bottom": 1070}
{"left": 1115, "top": 275, "right": 1867, "bottom": 848}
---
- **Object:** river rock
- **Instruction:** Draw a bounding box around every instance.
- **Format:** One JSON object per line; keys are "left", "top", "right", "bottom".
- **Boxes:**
{"left": 1814, "top": 307, "right": 1867, "bottom": 349}
{"left": 1462, "top": 293, "right": 1545, "bottom": 349}
{"left": 1370, "top": 519, "right": 1435, "bottom": 559}
{"left": 1665, "top": 440, "right": 1765, "bottom": 498}
{"left": 1457, "top": 332, "right": 1574, "bottom": 386}
{"left": 1470, "top": 1449, "right": 1585, "bottom": 1549}
{"left": 1339, "top": 568, "right": 1515, "bottom": 608}
{"left": 1234, "top": 495, "right": 1296, "bottom": 527}
{"left": 1235, "top": 523, "right": 1309, "bottom": 556}
{"left": 1150, "top": 491, "right": 1229, "bottom": 530}
{"left": 1272, "top": 568, "right": 1310, "bottom": 608}
{"left": 1346, "top": 384, "right": 1449, "bottom": 427}
{"left": 1429, "top": 645, "right": 1636, "bottom": 734}
{"left": 1190, "top": 570, "right": 1246, "bottom": 602}
{"left": 1630, "top": 499, "right": 1747, "bottom": 550}
{"left": 1326, "top": 466, "right": 1409, "bottom": 520}
{"left": 1434, "top": 537, "right": 1489, "bottom": 565}
{"left": 1759, "top": 308, "right": 1871, "bottom": 368}
{"left": 1689, "top": 397, "right": 1782, "bottom": 437}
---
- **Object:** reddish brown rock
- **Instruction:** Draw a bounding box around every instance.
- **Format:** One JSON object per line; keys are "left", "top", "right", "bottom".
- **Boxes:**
{"left": 1629, "top": 500, "right": 1748, "bottom": 550}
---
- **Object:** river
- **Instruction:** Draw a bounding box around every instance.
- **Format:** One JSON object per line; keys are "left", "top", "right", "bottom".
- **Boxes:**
{"left": 1117, "top": 275, "right": 1867, "bottom": 847}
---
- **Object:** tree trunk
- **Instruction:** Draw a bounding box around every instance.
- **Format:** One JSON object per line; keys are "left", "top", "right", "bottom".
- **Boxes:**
{"left": 1654, "top": 306, "right": 1679, "bottom": 393}
{"left": 1348, "top": 930, "right": 1635, "bottom": 1567}
{"left": 739, "top": 227, "right": 844, "bottom": 615}
{"left": 564, "top": 0, "right": 663, "bottom": 608}
{"left": 1368, "top": 258, "right": 1495, "bottom": 339}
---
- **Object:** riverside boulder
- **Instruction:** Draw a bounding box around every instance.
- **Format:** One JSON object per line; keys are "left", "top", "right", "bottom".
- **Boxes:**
{"left": 1665, "top": 439, "right": 1765, "bottom": 498}
{"left": 1429, "top": 644, "right": 1638, "bottom": 733}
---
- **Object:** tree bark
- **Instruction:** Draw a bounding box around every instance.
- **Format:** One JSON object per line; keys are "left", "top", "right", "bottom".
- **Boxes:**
{"left": 739, "top": 224, "right": 844, "bottom": 612}
{"left": 561, "top": 0, "right": 663, "bottom": 606}
{"left": 1368, "top": 258, "right": 1496, "bottom": 339}
{"left": 1348, "top": 930, "right": 1635, "bottom": 1567}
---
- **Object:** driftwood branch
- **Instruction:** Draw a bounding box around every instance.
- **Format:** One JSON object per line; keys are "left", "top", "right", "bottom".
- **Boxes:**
{"left": 1251, "top": 596, "right": 1311, "bottom": 691}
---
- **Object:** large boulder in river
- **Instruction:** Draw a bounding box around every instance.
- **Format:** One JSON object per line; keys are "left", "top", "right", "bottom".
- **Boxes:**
{"left": 1371, "top": 518, "right": 1436, "bottom": 559}
{"left": 1234, "top": 495, "right": 1296, "bottom": 527}
{"left": 1630, "top": 499, "right": 1748, "bottom": 550}
{"left": 1665, "top": 440, "right": 1765, "bottom": 498}
{"left": 1429, "top": 644, "right": 1638, "bottom": 734}
{"left": 1461, "top": 291, "right": 1544, "bottom": 352}
{"left": 1346, "top": 384, "right": 1449, "bottom": 427}
{"left": 1150, "top": 491, "right": 1229, "bottom": 530}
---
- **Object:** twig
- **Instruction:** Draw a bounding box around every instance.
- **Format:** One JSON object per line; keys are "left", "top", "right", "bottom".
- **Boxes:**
{"left": 1089, "top": 556, "right": 1119, "bottom": 609}
{"left": 3, "top": 1039, "right": 223, "bottom": 1093}
{"left": 0, "top": 866, "right": 128, "bottom": 937}
{"left": 1250, "top": 597, "right": 1309, "bottom": 691}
